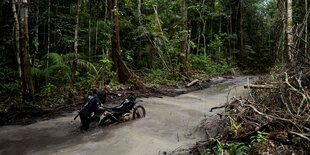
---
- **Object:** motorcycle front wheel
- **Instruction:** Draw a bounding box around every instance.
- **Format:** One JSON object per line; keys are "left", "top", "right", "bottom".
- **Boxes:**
{"left": 132, "top": 105, "right": 146, "bottom": 119}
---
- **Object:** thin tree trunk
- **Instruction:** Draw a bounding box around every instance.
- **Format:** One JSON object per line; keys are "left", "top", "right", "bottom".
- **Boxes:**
{"left": 218, "top": 15, "right": 222, "bottom": 61}
{"left": 12, "top": 0, "right": 21, "bottom": 78}
{"left": 95, "top": 20, "right": 98, "bottom": 57}
{"left": 180, "top": 0, "right": 190, "bottom": 77}
{"left": 229, "top": 5, "right": 232, "bottom": 57}
{"left": 305, "top": 0, "right": 308, "bottom": 55}
{"left": 54, "top": 1, "right": 57, "bottom": 44}
{"left": 70, "top": 0, "right": 80, "bottom": 89}
{"left": 105, "top": 0, "right": 108, "bottom": 18}
{"left": 110, "top": 0, "right": 132, "bottom": 83}
{"left": 240, "top": 0, "right": 245, "bottom": 67}
{"left": 20, "top": 0, "right": 35, "bottom": 102}
{"left": 197, "top": 27, "right": 201, "bottom": 55}
{"left": 138, "top": 0, "right": 141, "bottom": 24}
{"left": 88, "top": 0, "right": 92, "bottom": 61}
{"left": 210, "top": 0, "right": 215, "bottom": 46}
{"left": 47, "top": 0, "right": 50, "bottom": 67}
{"left": 281, "top": 0, "right": 286, "bottom": 64}
{"left": 198, "top": 0, "right": 207, "bottom": 57}
{"left": 275, "top": 0, "right": 284, "bottom": 61}
{"left": 95, "top": 1, "right": 99, "bottom": 58}
{"left": 287, "top": 0, "right": 293, "bottom": 62}
{"left": 34, "top": 0, "right": 39, "bottom": 65}
{"left": 152, "top": 5, "right": 171, "bottom": 70}
{"left": 188, "top": 27, "right": 192, "bottom": 57}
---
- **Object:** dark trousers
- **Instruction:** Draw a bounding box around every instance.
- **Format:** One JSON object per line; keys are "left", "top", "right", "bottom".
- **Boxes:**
{"left": 80, "top": 112, "right": 90, "bottom": 131}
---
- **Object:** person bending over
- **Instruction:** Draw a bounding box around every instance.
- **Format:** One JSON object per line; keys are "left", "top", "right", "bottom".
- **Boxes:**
{"left": 79, "top": 85, "right": 121, "bottom": 131}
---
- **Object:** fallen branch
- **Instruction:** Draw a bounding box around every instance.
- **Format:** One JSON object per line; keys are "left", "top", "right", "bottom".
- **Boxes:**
{"left": 244, "top": 84, "right": 274, "bottom": 89}
{"left": 186, "top": 79, "right": 199, "bottom": 87}
{"left": 289, "top": 131, "right": 310, "bottom": 142}
{"left": 210, "top": 98, "right": 238, "bottom": 112}
{"left": 243, "top": 103, "right": 304, "bottom": 132}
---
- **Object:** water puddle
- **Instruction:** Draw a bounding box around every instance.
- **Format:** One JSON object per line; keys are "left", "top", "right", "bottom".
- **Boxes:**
{"left": 0, "top": 76, "right": 256, "bottom": 155}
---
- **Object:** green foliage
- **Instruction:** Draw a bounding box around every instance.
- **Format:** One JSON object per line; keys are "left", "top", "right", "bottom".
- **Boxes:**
{"left": 0, "top": 61, "right": 22, "bottom": 110}
{"left": 190, "top": 55, "right": 231, "bottom": 75}
{"left": 140, "top": 69, "right": 178, "bottom": 88}
{"left": 37, "top": 83, "right": 64, "bottom": 104}
{"left": 205, "top": 135, "right": 250, "bottom": 155}
{"left": 99, "top": 56, "right": 115, "bottom": 82}
{"left": 250, "top": 131, "right": 269, "bottom": 144}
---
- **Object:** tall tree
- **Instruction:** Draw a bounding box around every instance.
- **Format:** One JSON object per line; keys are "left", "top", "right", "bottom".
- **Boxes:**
{"left": 88, "top": 0, "right": 92, "bottom": 61}
{"left": 12, "top": 0, "right": 21, "bottom": 78}
{"left": 305, "top": 0, "right": 308, "bottom": 55}
{"left": 180, "top": 0, "right": 190, "bottom": 77}
{"left": 240, "top": 0, "right": 245, "bottom": 67}
{"left": 20, "top": 0, "right": 35, "bottom": 102}
{"left": 287, "top": 0, "right": 293, "bottom": 62}
{"left": 70, "top": 0, "right": 80, "bottom": 89}
{"left": 138, "top": 0, "right": 141, "bottom": 22}
{"left": 35, "top": 0, "right": 39, "bottom": 62}
{"left": 109, "top": 0, "right": 132, "bottom": 83}
{"left": 47, "top": 0, "right": 50, "bottom": 67}
{"left": 197, "top": 0, "right": 207, "bottom": 57}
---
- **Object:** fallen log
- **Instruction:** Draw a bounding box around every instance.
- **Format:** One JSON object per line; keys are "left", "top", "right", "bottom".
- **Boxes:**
{"left": 244, "top": 84, "right": 274, "bottom": 89}
{"left": 186, "top": 79, "right": 199, "bottom": 87}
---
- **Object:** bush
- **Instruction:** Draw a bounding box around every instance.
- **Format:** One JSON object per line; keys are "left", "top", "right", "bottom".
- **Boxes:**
{"left": 190, "top": 54, "right": 231, "bottom": 75}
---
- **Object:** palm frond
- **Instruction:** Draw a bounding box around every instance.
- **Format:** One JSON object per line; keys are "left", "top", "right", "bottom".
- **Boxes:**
{"left": 62, "top": 53, "right": 75, "bottom": 62}
{"left": 44, "top": 64, "right": 71, "bottom": 76}
{"left": 76, "top": 59, "right": 98, "bottom": 76}
{"left": 45, "top": 53, "right": 64, "bottom": 65}
{"left": 31, "top": 67, "right": 43, "bottom": 79}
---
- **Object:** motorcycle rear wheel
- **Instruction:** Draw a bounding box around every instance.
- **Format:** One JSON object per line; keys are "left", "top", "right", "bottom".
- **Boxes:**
{"left": 132, "top": 105, "right": 146, "bottom": 119}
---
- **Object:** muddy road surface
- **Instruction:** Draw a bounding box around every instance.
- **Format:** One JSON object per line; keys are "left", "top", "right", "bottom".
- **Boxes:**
{"left": 0, "top": 76, "right": 256, "bottom": 155}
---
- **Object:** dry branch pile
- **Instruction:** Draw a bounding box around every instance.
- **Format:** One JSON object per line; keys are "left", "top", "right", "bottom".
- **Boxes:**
{"left": 192, "top": 69, "right": 310, "bottom": 154}
{"left": 204, "top": 68, "right": 310, "bottom": 154}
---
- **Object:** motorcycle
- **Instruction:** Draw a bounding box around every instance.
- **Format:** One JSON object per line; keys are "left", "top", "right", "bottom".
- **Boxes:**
{"left": 98, "top": 93, "right": 146, "bottom": 126}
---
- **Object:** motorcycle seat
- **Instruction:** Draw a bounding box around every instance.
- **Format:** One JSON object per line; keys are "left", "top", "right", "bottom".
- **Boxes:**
{"left": 108, "top": 99, "right": 132, "bottom": 113}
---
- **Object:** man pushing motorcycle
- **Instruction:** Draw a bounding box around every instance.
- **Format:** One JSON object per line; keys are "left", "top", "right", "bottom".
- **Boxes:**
{"left": 78, "top": 85, "right": 121, "bottom": 131}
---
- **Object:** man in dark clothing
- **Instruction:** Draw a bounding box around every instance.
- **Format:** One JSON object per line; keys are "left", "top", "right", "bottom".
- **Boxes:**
{"left": 96, "top": 85, "right": 121, "bottom": 104}
{"left": 79, "top": 85, "right": 121, "bottom": 131}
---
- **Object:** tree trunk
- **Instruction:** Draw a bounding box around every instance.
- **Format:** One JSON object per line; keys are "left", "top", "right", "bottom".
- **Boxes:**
{"left": 287, "top": 0, "right": 293, "bottom": 62}
{"left": 218, "top": 15, "right": 222, "bottom": 61}
{"left": 305, "top": 0, "right": 308, "bottom": 55}
{"left": 281, "top": 0, "right": 286, "bottom": 64}
{"left": 20, "top": 0, "right": 35, "bottom": 102}
{"left": 109, "top": 0, "right": 132, "bottom": 83}
{"left": 34, "top": 0, "right": 39, "bottom": 65}
{"left": 88, "top": 0, "right": 92, "bottom": 61}
{"left": 12, "top": 0, "right": 22, "bottom": 78}
{"left": 197, "top": 27, "right": 201, "bottom": 55}
{"left": 95, "top": 20, "right": 98, "bottom": 57}
{"left": 229, "top": 5, "right": 232, "bottom": 57}
{"left": 105, "top": 0, "right": 108, "bottom": 18}
{"left": 180, "top": 0, "right": 190, "bottom": 77}
{"left": 70, "top": 0, "right": 80, "bottom": 89}
{"left": 240, "top": 0, "right": 245, "bottom": 67}
{"left": 198, "top": 0, "right": 206, "bottom": 57}
{"left": 138, "top": 0, "right": 141, "bottom": 24}
{"left": 47, "top": 0, "right": 50, "bottom": 67}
